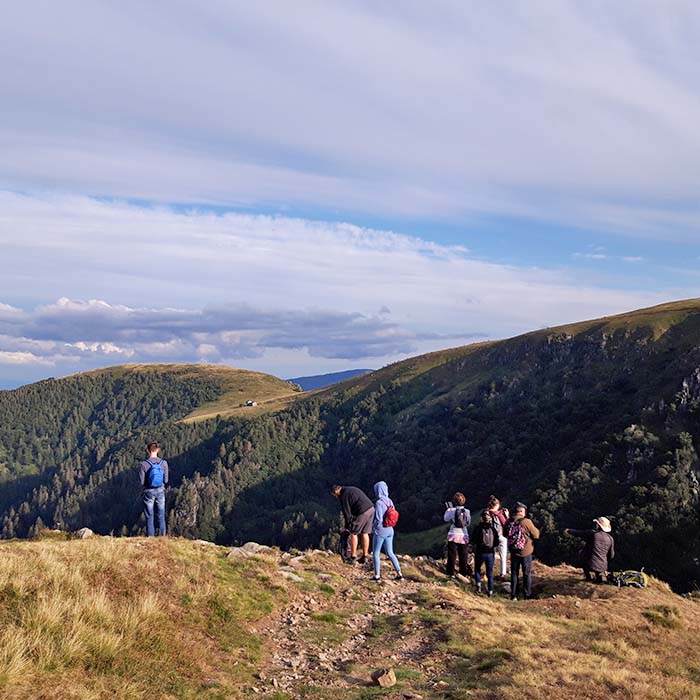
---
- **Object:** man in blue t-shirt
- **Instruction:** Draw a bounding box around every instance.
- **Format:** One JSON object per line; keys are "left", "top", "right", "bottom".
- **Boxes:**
{"left": 139, "top": 441, "right": 169, "bottom": 536}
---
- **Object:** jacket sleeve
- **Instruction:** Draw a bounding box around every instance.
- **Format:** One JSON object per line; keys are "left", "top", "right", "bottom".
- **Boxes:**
{"left": 339, "top": 492, "right": 352, "bottom": 527}
{"left": 444, "top": 508, "right": 455, "bottom": 523}
{"left": 138, "top": 462, "right": 146, "bottom": 486}
{"left": 465, "top": 509, "right": 472, "bottom": 527}
{"left": 374, "top": 499, "right": 387, "bottom": 528}
{"left": 526, "top": 519, "right": 540, "bottom": 540}
{"left": 163, "top": 460, "right": 169, "bottom": 485}
{"left": 608, "top": 536, "right": 615, "bottom": 561}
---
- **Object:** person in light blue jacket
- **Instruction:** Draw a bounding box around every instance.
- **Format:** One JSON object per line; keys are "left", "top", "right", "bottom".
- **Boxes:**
{"left": 371, "top": 481, "right": 404, "bottom": 582}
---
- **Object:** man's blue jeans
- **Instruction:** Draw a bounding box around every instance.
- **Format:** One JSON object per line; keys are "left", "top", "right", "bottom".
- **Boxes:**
{"left": 143, "top": 487, "right": 166, "bottom": 536}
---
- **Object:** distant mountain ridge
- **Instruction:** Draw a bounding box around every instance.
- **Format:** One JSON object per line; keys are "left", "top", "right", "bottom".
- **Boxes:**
{"left": 288, "top": 368, "right": 373, "bottom": 391}
{"left": 2, "top": 299, "right": 700, "bottom": 589}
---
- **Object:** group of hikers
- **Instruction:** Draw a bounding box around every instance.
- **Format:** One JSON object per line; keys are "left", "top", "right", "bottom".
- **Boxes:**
{"left": 331, "top": 482, "right": 616, "bottom": 599}
{"left": 137, "top": 444, "right": 616, "bottom": 599}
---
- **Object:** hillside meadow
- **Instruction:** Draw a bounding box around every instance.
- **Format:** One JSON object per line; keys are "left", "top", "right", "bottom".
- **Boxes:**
{"left": 0, "top": 536, "right": 699, "bottom": 699}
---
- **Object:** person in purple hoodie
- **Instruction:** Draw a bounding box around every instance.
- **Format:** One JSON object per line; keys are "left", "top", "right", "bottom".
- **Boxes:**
{"left": 371, "top": 481, "right": 404, "bottom": 582}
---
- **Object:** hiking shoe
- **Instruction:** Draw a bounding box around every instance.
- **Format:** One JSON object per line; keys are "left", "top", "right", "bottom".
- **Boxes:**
{"left": 357, "top": 555, "right": 367, "bottom": 565}
{"left": 476, "top": 584, "right": 482, "bottom": 594}
{"left": 347, "top": 556, "right": 358, "bottom": 565}
{"left": 370, "top": 576, "right": 381, "bottom": 582}
{"left": 488, "top": 591, "right": 494, "bottom": 598}
{"left": 395, "top": 573, "right": 404, "bottom": 581}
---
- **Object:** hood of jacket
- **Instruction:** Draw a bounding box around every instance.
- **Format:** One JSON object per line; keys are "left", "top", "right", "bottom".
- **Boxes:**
{"left": 374, "top": 481, "right": 389, "bottom": 500}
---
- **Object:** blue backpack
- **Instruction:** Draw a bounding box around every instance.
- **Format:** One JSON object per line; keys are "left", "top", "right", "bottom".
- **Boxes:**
{"left": 145, "top": 459, "right": 164, "bottom": 488}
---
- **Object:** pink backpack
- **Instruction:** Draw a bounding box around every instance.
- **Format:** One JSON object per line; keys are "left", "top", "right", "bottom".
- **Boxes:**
{"left": 507, "top": 520, "right": 527, "bottom": 551}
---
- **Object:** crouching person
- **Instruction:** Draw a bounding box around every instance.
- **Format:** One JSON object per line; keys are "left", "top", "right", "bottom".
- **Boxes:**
{"left": 565, "top": 517, "right": 614, "bottom": 583}
{"left": 331, "top": 484, "right": 374, "bottom": 564}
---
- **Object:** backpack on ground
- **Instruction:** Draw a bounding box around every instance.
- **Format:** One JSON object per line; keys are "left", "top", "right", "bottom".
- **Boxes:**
{"left": 338, "top": 529, "right": 351, "bottom": 562}
{"left": 382, "top": 499, "right": 400, "bottom": 528}
{"left": 507, "top": 520, "right": 527, "bottom": 552}
{"left": 145, "top": 459, "right": 164, "bottom": 488}
{"left": 454, "top": 507, "right": 469, "bottom": 529}
{"left": 608, "top": 570, "right": 648, "bottom": 588}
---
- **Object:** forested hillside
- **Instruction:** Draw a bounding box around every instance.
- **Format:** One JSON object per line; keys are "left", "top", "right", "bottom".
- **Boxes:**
{"left": 2, "top": 301, "right": 700, "bottom": 589}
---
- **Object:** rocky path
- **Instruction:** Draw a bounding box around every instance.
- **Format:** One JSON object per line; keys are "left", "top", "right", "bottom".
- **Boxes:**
{"left": 250, "top": 550, "right": 465, "bottom": 698}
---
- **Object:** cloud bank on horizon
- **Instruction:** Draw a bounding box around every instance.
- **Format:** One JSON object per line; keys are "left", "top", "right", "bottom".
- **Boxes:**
{"left": 1, "top": 1, "right": 699, "bottom": 386}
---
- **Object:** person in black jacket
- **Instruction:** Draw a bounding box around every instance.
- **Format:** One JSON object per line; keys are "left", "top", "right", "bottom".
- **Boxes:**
{"left": 565, "top": 517, "right": 615, "bottom": 583}
{"left": 331, "top": 485, "right": 375, "bottom": 564}
{"left": 473, "top": 510, "right": 500, "bottom": 596}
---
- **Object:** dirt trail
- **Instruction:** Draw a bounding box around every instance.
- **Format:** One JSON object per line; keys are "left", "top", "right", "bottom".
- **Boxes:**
{"left": 236, "top": 547, "right": 700, "bottom": 700}
{"left": 255, "top": 552, "right": 474, "bottom": 697}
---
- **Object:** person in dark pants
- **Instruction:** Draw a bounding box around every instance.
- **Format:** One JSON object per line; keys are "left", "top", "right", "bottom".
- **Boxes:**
{"left": 565, "top": 517, "right": 615, "bottom": 583}
{"left": 139, "top": 441, "right": 169, "bottom": 536}
{"left": 473, "top": 510, "right": 500, "bottom": 596}
{"left": 507, "top": 502, "right": 540, "bottom": 600}
{"left": 444, "top": 492, "right": 471, "bottom": 577}
{"left": 331, "top": 485, "right": 375, "bottom": 564}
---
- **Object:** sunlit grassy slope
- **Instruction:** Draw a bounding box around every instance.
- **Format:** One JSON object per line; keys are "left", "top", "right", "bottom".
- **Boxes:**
{"left": 4, "top": 536, "right": 700, "bottom": 700}
{"left": 72, "top": 363, "right": 301, "bottom": 422}
{"left": 317, "top": 297, "right": 700, "bottom": 407}
{"left": 0, "top": 536, "right": 285, "bottom": 700}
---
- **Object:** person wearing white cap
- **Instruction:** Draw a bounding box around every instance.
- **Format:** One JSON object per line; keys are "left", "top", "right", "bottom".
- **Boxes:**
{"left": 565, "top": 517, "right": 615, "bottom": 583}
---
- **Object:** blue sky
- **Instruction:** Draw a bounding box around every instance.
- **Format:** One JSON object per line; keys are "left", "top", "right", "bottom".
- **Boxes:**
{"left": 1, "top": 1, "right": 700, "bottom": 388}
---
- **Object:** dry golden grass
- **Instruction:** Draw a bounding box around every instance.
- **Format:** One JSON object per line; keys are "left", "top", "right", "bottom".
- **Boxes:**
{"left": 2, "top": 538, "right": 700, "bottom": 700}
{"left": 0, "top": 537, "right": 285, "bottom": 700}
{"left": 429, "top": 562, "right": 700, "bottom": 700}
{"left": 180, "top": 366, "right": 300, "bottom": 422}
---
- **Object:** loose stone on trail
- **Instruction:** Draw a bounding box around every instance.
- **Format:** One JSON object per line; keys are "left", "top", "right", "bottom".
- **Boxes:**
{"left": 371, "top": 667, "right": 397, "bottom": 687}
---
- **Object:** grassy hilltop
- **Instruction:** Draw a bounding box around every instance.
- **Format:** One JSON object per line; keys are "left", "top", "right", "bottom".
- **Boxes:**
{"left": 2, "top": 535, "right": 700, "bottom": 700}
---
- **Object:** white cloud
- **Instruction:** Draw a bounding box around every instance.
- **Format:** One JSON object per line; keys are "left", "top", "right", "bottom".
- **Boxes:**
{"left": 2, "top": 2, "right": 700, "bottom": 236}
{"left": 0, "top": 193, "right": 678, "bottom": 380}
{"left": 573, "top": 253, "right": 608, "bottom": 260}
{"left": 0, "top": 350, "right": 53, "bottom": 366}
{"left": 0, "top": 296, "right": 463, "bottom": 369}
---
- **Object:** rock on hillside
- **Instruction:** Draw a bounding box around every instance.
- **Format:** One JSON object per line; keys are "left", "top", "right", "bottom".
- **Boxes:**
{"left": 2, "top": 536, "right": 700, "bottom": 700}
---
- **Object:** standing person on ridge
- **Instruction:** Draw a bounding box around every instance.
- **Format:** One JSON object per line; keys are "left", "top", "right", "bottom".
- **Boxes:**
{"left": 473, "top": 510, "right": 500, "bottom": 596}
{"left": 139, "top": 441, "right": 169, "bottom": 537}
{"left": 370, "top": 481, "right": 403, "bottom": 582}
{"left": 565, "top": 517, "right": 615, "bottom": 583}
{"left": 507, "top": 502, "right": 540, "bottom": 600}
{"left": 331, "top": 485, "right": 375, "bottom": 564}
{"left": 487, "top": 496, "right": 509, "bottom": 580}
{"left": 444, "top": 492, "right": 471, "bottom": 578}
